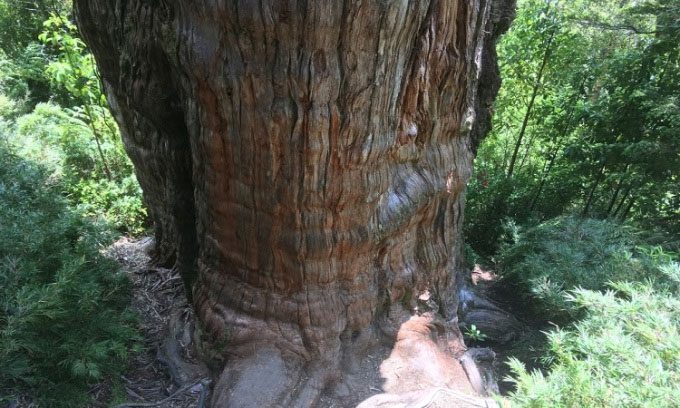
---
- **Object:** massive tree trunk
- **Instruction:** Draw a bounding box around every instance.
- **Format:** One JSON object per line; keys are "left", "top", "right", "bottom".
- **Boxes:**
{"left": 75, "top": 1, "right": 514, "bottom": 406}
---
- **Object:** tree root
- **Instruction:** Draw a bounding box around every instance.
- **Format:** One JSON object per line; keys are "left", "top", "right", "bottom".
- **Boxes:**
{"left": 459, "top": 348, "right": 499, "bottom": 397}
{"left": 157, "top": 308, "right": 208, "bottom": 386}
{"left": 458, "top": 284, "right": 524, "bottom": 343}
{"left": 358, "top": 386, "right": 500, "bottom": 408}
{"left": 210, "top": 347, "right": 328, "bottom": 407}
{"left": 148, "top": 291, "right": 516, "bottom": 408}
{"left": 204, "top": 309, "right": 502, "bottom": 407}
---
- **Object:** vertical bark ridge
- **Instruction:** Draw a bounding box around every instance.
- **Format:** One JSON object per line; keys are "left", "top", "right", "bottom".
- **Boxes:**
{"left": 75, "top": 0, "right": 515, "bottom": 405}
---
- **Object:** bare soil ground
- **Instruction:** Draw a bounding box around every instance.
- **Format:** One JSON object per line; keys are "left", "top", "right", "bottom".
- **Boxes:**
{"left": 104, "top": 237, "right": 209, "bottom": 408}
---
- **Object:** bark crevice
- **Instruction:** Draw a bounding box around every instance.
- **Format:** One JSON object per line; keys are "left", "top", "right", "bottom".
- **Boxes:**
{"left": 75, "top": 0, "right": 516, "bottom": 406}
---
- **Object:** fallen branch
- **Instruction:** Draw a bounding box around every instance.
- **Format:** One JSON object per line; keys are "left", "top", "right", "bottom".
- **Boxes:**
{"left": 114, "top": 378, "right": 210, "bottom": 408}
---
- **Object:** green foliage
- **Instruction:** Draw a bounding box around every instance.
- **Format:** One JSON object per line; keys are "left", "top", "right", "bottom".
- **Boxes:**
{"left": 503, "top": 218, "right": 680, "bottom": 406}
{"left": 498, "top": 216, "right": 674, "bottom": 323}
{"left": 0, "top": 2, "right": 72, "bottom": 112}
{"left": 467, "top": 0, "right": 680, "bottom": 254}
{"left": 0, "top": 1, "right": 69, "bottom": 57}
{"left": 0, "top": 9, "right": 148, "bottom": 234}
{"left": 39, "top": 13, "right": 104, "bottom": 108}
{"left": 508, "top": 277, "right": 680, "bottom": 407}
{"left": 0, "top": 44, "right": 52, "bottom": 115}
{"left": 465, "top": 324, "right": 488, "bottom": 342}
{"left": 465, "top": 175, "right": 522, "bottom": 257}
{"left": 0, "top": 9, "right": 144, "bottom": 405}
{"left": 8, "top": 102, "right": 147, "bottom": 234}
{"left": 0, "top": 93, "right": 14, "bottom": 118}
{"left": 71, "top": 175, "right": 147, "bottom": 235}
{"left": 0, "top": 149, "right": 141, "bottom": 407}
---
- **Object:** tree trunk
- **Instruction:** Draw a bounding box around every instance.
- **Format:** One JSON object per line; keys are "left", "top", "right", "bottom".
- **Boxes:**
{"left": 528, "top": 80, "right": 585, "bottom": 214}
{"left": 582, "top": 161, "right": 606, "bottom": 216}
{"left": 605, "top": 167, "right": 629, "bottom": 216}
{"left": 506, "top": 27, "right": 555, "bottom": 178}
{"left": 75, "top": 1, "right": 514, "bottom": 406}
{"left": 612, "top": 184, "right": 633, "bottom": 218}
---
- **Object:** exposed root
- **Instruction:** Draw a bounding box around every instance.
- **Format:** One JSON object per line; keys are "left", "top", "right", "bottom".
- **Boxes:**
{"left": 459, "top": 348, "right": 499, "bottom": 397}
{"left": 354, "top": 310, "right": 501, "bottom": 408}
{"left": 158, "top": 309, "right": 208, "bottom": 386}
{"left": 210, "top": 347, "right": 314, "bottom": 407}
{"left": 358, "top": 387, "right": 500, "bottom": 408}
{"left": 107, "top": 238, "right": 517, "bottom": 408}
{"left": 459, "top": 283, "right": 524, "bottom": 344}
{"left": 206, "top": 308, "right": 500, "bottom": 408}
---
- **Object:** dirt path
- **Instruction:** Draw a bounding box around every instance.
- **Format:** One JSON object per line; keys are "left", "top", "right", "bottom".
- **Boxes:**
{"left": 105, "top": 237, "right": 209, "bottom": 408}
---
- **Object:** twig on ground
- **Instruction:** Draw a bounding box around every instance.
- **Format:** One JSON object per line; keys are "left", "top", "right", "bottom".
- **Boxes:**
{"left": 113, "top": 378, "right": 210, "bottom": 408}
{"left": 197, "top": 380, "right": 210, "bottom": 408}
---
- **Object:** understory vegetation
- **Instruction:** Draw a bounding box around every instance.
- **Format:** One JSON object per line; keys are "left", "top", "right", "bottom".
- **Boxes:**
{"left": 0, "top": 149, "right": 141, "bottom": 406}
{"left": 498, "top": 217, "right": 669, "bottom": 324}
{"left": 1, "top": 4, "right": 146, "bottom": 234}
{"left": 1, "top": 1, "right": 143, "bottom": 406}
{"left": 0, "top": 0, "right": 678, "bottom": 407}
{"left": 495, "top": 218, "right": 680, "bottom": 407}
{"left": 465, "top": 0, "right": 680, "bottom": 406}
{"left": 508, "top": 279, "right": 680, "bottom": 407}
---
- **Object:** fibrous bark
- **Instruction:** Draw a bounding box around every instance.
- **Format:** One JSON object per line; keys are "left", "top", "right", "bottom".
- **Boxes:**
{"left": 75, "top": 1, "right": 514, "bottom": 406}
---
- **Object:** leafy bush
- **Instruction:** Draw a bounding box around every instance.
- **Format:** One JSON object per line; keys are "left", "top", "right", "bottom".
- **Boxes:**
{"left": 0, "top": 93, "right": 14, "bottom": 118}
{"left": 0, "top": 44, "right": 53, "bottom": 115}
{"left": 8, "top": 102, "right": 147, "bottom": 234}
{"left": 71, "top": 175, "right": 147, "bottom": 235}
{"left": 0, "top": 150, "right": 141, "bottom": 406}
{"left": 39, "top": 13, "right": 104, "bottom": 108}
{"left": 508, "top": 274, "right": 680, "bottom": 407}
{"left": 464, "top": 175, "right": 518, "bottom": 258}
{"left": 498, "top": 216, "right": 670, "bottom": 323}
{"left": 0, "top": 11, "right": 149, "bottom": 235}
{"left": 0, "top": 0, "right": 67, "bottom": 58}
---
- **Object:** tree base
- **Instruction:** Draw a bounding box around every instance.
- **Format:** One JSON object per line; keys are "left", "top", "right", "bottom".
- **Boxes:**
{"left": 202, "top": 307, "right": 495, "bottom": 407}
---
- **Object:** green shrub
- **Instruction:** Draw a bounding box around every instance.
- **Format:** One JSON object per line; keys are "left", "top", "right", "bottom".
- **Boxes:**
{"left": 0, "top": 11, "right": 148, "bottom": 235}
{"left": 71, "top": 175, "right": 147, "bottom": 235}
{"left": 0, "top": 149, "right": 141, "bottom": 407}
{"left": 9, "top": 102, "right": 147, "bottom": 234}
{"left": 508, "top": 274, "right": 680, "bottom": 407}
{"left": 498, "top": 216, "right": 668, "bottom": 323}
{"left": 0, "top": 93, "right": 18, "bottom": 119}
{"left": 0, "top": 44, "right": 53, "bottom": 114}
{"left": 464, "top": 175, "right": 518, "bottom": 257}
